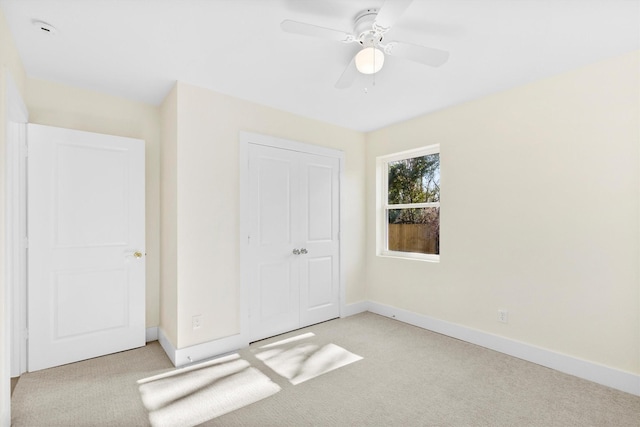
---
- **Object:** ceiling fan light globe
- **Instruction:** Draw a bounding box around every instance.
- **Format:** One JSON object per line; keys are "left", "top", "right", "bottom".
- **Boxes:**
{"left": 355, "top": 47, "right": 385, "bottom": 74}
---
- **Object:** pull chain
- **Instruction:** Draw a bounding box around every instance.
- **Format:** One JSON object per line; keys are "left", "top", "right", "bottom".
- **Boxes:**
{"left": 365, "top": 47, "right": 377, "bottom": 94}
{"left": 373, "top": 46, "right": 377, "bottom": 87}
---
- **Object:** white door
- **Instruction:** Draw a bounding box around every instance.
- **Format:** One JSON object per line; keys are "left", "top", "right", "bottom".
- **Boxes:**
{"left": 298, "top": 153, "right": 340, "bottom": 328}
{"left": 248, "top": 143, "right": 340, "bottom": 342}
{"left": 27, "top": 124, "right": 146, "bottom": 372}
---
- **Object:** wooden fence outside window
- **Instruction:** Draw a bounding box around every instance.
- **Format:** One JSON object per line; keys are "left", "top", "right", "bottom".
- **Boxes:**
{"left": 388, "top": 224, "right": 439, "bottom": 254}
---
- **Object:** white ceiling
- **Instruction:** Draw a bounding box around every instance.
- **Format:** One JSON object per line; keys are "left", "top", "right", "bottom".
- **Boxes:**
{"left": 1, "top": 0, "right": 638, "bottom": 132}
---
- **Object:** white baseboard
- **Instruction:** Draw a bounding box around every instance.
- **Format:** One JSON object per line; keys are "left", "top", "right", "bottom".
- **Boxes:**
{"left": 145, "top": 327, "right": 158, "bottom": 343}
{"left": 157, "top": 328, "right": 177, "bottom": 366}
{"left": 341, "top": 301, "right": 369, "bottom": 317}
{"left": 157, "top": 327, "right": 249, "bottom": 367}
{"left": 367, "top": 301, "right": 640, "bottom": 397}
{"left": 154, "top": 303, "right": 639, "bottom": 395}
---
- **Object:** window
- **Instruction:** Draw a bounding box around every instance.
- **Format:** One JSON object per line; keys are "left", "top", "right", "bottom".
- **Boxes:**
{"left": 377, "top": 145, "right": 440, "bottom": 261}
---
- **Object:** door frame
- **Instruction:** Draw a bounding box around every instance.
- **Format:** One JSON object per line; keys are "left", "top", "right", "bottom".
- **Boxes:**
{"left": 5, "top": 70, "right": 28, "bottom": 378}
{"left": 239, "top": 131, "right": 345, "bottom": 343}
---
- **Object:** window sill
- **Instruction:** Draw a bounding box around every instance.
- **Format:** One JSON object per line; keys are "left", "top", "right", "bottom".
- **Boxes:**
{"left": 378, "top": 251, "right": 440, "bottom": 263}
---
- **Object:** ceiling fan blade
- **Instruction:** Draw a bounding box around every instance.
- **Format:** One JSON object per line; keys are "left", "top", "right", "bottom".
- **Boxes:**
{"left": 335, "top": 56, "right": 358, "bottom": 89}
{"left": 384, "top": 41, "right": 450, "bottom": 67}
{"left": 281, "top": 20, "right": 354, "bottom": 43}
{"left": 374, "top": 0, "right": 413, "bottom": 30}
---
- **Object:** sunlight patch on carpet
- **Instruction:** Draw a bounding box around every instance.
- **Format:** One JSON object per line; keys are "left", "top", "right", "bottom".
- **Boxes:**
{"left": 137, "top": 354, "right": 280, "bottom": 427}
{"left": 256, "top": 334, "right": 362, "bottom": 385}
{"left": 259, "top": 332, "right": 316, "bottom": 349}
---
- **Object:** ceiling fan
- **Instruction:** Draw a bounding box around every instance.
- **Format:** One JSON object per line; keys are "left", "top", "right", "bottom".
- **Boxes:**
{"left": 280, "top": 0, "right": 450, "bottom": 89}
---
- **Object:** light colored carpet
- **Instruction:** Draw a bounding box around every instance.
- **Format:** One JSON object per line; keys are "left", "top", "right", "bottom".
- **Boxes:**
{"left": 11, "top": 341, "right": 173, "bottom": 426}
{"left": 138, "top": 353, "right": 280, "bottom": 427}
{"left": 255, "top": 333, "right": 362, "bottom": 385}
{"left": 11, "top": 312, "right": 640, "bottom": 426}
{"left": 10, "top": 377, "right": 18, "bottom": 396}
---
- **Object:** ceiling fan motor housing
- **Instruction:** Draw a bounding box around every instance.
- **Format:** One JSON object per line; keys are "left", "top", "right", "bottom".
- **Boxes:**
{"left": 354, "top": 9, "right": 383, "bottom": 47}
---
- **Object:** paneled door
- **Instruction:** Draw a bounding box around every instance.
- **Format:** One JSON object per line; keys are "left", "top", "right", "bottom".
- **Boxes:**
{"left": 297, "top": 152, "right": 340, "bottom": 328}
{"left": 248, "top": 143, "right": 340, "bottom": 342}
{"left": 27, "top": 124, "right": 145, "bottom": 372}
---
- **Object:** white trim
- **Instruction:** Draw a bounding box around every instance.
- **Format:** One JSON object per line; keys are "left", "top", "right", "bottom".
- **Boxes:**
{"left": 341, "top": 301, "right": 369, "bottom": 317}
{"left": 3, "top": 68, "right": 28, "bottom": 427}
{"left": 338, "top": 158, "right": 346, "bottom": 318}
{"left": 158, "top": 302, "right": 639, "bottom": 395}
{"left": 157, "top": 327, "right": 247, "bottom": 367}
{"left": 157, "top": 328, "right": 176, "bottom": 366}
{"left": 379, "top": 251, "right": 440, "bottom": 263}
{"left": 238, "top": 131, "right": 345, "bottom": 341}
{"left": 174, "top": 334, "right": 246, "bottom": 367}
{"left": 7, "top": 122, "right": 28, "bottom": 376}
{"left": 386, "top": 202, "right": 440, "bottom": 210}
{"left": 145, "top": 327, "right": 158, "bottom": 342}
{"left": 238, "top": 135, "right": 251, "bottom": 349}
{"left": 367, "top": 302, "right": 640, "bottom": 396}
{"left": 376, "top": 144, "right": 441, "bottom": 263}
{"left": 379, "top": 144, "right": 440, "bottom": 163}
{"left": 239, "top": 131, "right": 345, "bottom": 159}
{"left": 6, "top": 70, "right": 28, "bottom": 380}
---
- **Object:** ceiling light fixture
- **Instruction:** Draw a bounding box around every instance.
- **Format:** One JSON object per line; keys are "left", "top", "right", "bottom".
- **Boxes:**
{"left": 355, "top": 47, "right": 384, "bottom": 75}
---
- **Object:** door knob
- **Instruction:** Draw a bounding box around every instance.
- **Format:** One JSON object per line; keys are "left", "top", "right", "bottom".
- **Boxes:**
{"left": 300, "top": 248, "right": 308, "bottom": 254}
{"left": 292, "top": 249, "right": 301, "bottom": 255}
{"left": 125, "top": 250, "right": 145, "bottom": 259}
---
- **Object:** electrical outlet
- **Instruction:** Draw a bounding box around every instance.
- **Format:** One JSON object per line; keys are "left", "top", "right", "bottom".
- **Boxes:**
{"left": 192, "top": 315, "right": 202, "bottom": 330}
{"left": 497, "top": 309, "right": 509, "bottom": 324}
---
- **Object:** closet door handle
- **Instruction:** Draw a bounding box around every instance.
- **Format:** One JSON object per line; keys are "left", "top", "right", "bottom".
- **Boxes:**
{"left": 292, "top": 249, "right": 301, "bottom": 255}
{"left": 300, "top": 248, "right": 308, "bottom": 254}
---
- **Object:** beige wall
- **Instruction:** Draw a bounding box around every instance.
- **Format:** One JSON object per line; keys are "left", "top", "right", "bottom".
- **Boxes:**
{"left": 365, "top": 51, "right": 640, "bottom": 374}
{"left": 159, "top": 84, "right": 178, "bottom": 345}
{"left": 0, "top": 8, "right": 25, "bottom": 94}
{"left": 161, "top": 82, "right": 366, "bottom": 349}
{"left": 26, "top": 78, "right": 162, "bottom": 328}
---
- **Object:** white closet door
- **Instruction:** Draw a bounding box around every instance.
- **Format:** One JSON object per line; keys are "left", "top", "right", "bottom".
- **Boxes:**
{"left": 27, "top": 124, "right": 146, "bottom": 371}
{"left": 298, "top": 153, "right": 340, "bottom": 327}
{"left": 248, "top": 144, "right": 301, "bottom": 342}
{"left": 248, "top": 142, "right": 340, "bottom": 342}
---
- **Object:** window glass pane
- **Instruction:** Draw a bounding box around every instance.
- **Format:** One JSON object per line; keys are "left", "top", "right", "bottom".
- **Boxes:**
{"left": 388, "top": 154, "right": 440, "bottom": 204}
{"left": 387, "top": 207, "right": 439, "bottom": 255}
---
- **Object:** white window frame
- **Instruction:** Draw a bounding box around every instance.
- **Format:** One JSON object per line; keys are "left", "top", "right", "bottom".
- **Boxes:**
{"left": 376, "top": 144, "right": 440, "bottom": 262}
